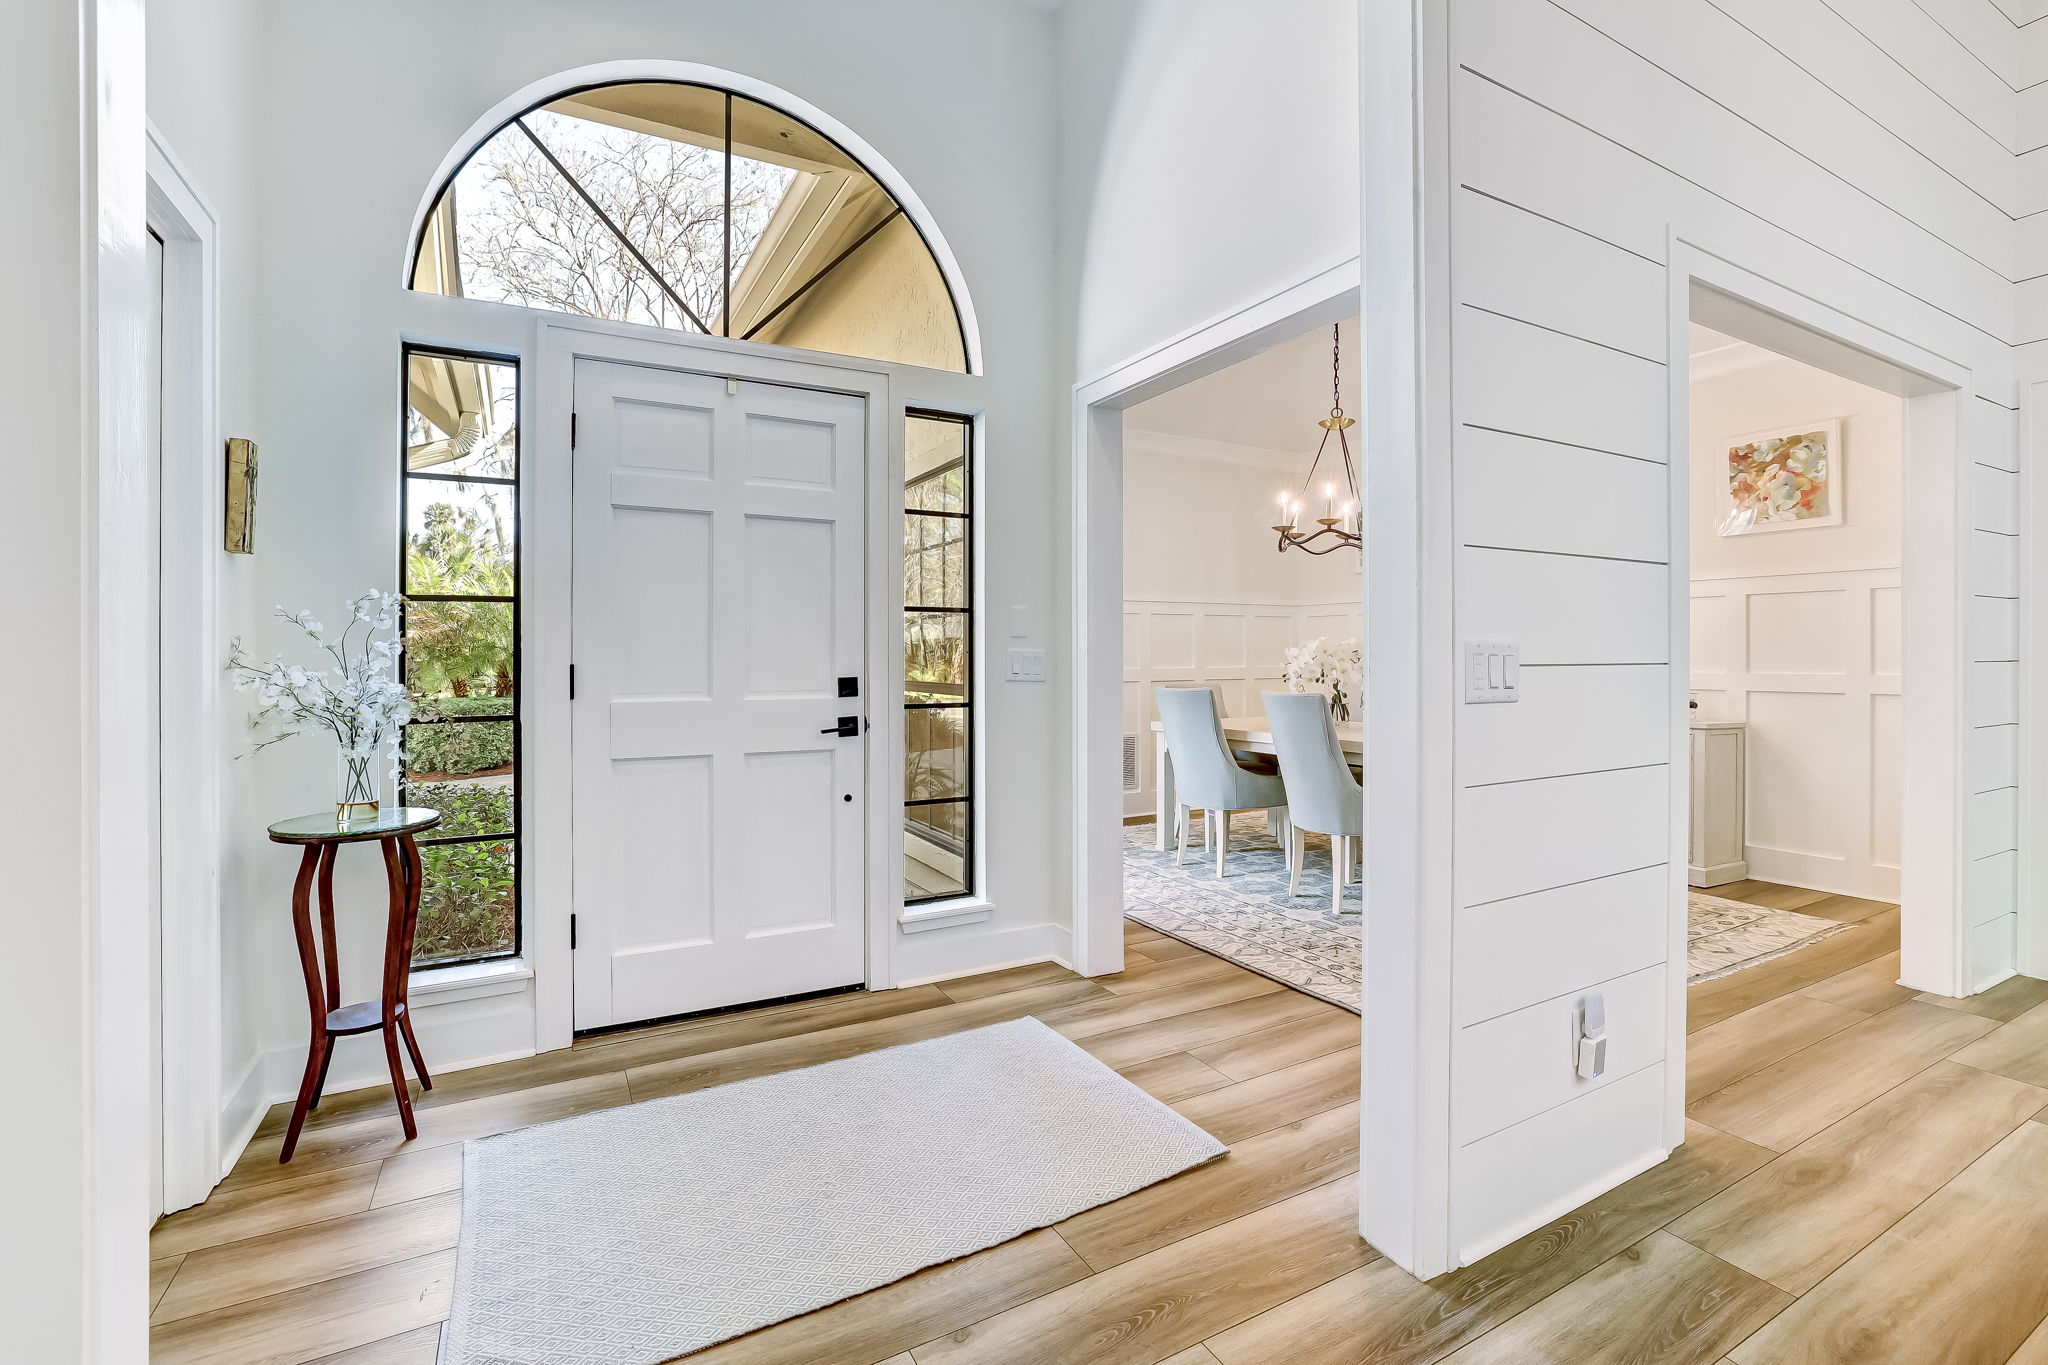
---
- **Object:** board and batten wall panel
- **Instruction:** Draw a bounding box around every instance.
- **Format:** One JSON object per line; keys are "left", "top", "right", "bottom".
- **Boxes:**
{"left": 1690, "top": 570, "right": 1903, "bottom": 899}
{"left": 1435, "top": 0, "right": 2023, "bottom": 1266}
{"left": 1120, "top": 598, "right": 1359, "bottom": 816}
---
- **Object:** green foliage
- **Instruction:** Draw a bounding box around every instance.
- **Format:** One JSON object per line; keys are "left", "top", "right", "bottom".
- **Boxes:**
{"left": 406, "top": 720, "right": 514, "bottom": 777}
{"left": 413, "top": 836, "right": 516, "bottom": 965}
{"left": 405, "top": 496, "right": 515, "bottom": 701}
{"left": 407, "top": 778, "right": 513, "bottom": 839}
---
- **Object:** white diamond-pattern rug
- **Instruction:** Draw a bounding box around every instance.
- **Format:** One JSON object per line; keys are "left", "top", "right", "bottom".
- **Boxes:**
{"left": 438, "top": 1017, "right": 1226, "bottom": 1365}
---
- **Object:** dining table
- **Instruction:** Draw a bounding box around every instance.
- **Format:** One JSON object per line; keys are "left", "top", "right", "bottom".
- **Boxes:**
{"left": 1149, "top": 713, "right": 1364, "bottom": 850}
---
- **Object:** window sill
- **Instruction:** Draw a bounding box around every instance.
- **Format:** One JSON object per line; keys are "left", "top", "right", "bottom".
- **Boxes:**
{"left": 408, "top": 956, "right": 534, "bottom": 1005}
{"left": 898, "top": 898, "right": 994, "bottom": 933}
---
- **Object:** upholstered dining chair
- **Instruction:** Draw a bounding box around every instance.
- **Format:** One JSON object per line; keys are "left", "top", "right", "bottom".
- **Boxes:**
{"left": 1262, "top": 690, "right": 1363, "bottom": 914}
{"left": 1154, "top": 686, "right": 1290, "bottom": 878}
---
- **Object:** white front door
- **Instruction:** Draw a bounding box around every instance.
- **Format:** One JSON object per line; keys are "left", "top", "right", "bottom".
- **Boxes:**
{"left": 571, "top": 358, "right": 868, "bottom": 1029}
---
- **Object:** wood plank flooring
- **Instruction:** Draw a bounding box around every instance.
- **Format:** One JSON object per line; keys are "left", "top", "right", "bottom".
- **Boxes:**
{"left": 148, "top": 882, "right": 2048, "bottom": 1364}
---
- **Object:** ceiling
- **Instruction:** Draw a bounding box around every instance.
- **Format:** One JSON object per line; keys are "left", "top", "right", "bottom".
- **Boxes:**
{"left": 1125, "top": 316, "right": 1360, "bottom": 459}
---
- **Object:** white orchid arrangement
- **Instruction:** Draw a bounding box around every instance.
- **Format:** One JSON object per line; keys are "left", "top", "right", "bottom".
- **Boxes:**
{"left": 1283, "top": 636, "right": 1363, "bottom": 722}
{"left": 228, "top": 592, "right": 412, "bottom": 808}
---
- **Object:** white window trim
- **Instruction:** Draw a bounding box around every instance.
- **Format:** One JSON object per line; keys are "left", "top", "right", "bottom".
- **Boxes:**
{"left": 897, "top": 898, "right": 995, "bottom": 934}
{"left": 410, "top": 955, "right": 534, "bottom": 1004}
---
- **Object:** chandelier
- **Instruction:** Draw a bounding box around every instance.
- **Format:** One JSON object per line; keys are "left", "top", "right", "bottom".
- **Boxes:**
{"left": 1272, "top": 324, "right": 1361, "bottom": 555}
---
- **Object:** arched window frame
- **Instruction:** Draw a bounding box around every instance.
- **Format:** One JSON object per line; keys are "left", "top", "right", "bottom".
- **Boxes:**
{"left": 402, "top": 61, "right": 982, "bottom": 376}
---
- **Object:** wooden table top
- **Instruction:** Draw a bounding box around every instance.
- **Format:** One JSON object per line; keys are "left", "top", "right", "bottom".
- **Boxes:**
{"left": 1151, "top": 714, "right": 1364, "bottom": 754}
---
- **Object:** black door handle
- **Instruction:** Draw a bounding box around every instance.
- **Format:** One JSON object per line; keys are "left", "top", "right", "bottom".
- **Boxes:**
{"left": 820, "top": 716, "right": 860, "bottom": 737}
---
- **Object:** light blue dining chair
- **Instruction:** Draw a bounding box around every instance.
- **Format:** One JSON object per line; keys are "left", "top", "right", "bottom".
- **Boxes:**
{"left": 1154, "top": 686, "right": 1289, "bottom": 878}
{"left": 1263, "top": 690, "right": 1363, "bottom": 913}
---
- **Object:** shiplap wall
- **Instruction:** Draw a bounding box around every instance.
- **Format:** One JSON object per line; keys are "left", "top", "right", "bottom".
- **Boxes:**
{"left": 1435, "top": 0, "right": 2028, "bottom": 1265}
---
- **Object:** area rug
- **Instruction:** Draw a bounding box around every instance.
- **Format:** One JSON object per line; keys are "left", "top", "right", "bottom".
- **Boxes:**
{"left": 1123, "top": 816, "right": 1854, "bottom": 1011}
{"left": 438, "top": 1017, "right": 1226, "bottom": 1365}
{"left": 1686, "top": 890, "right": 1850, "bottom": 983}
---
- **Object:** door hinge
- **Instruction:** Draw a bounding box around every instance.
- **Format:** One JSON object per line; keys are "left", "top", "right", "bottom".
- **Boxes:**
{"left": 569, "top": 664, "right": 577, "bottom": 700}
{"left": 570, "top": 411, "right": 578, "bottom": 448}
{"left": 570, "top": 914, "right": 577, "bottom": 951}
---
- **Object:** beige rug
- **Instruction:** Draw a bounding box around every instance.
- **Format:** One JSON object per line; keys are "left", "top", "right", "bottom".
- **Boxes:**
{"left": 439, "top": 1017, "right": 1225, "bottom": 1365}
{"left": 1686, "top": 891, "right": 1850, "bottom": 983}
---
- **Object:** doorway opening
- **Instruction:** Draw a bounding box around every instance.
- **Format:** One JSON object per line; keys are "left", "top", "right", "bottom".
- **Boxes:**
{"left": 1118, "top": 317, "right": 1364, "bottom": 1009}
{"left": 1681, "top": 319, "right": 1905, "bottom": 1004}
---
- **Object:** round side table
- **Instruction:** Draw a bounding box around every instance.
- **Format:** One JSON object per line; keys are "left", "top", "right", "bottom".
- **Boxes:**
{"left": 267, "top": 806, "right": 443, "bottom": 1162}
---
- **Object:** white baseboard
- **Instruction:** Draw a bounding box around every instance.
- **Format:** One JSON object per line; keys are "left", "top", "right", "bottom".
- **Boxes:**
{"left": 895, "top": 919, "right": 1077, "bottom": 987}
{"left": 216, "top": 1049, "right": 270, "bottom": 1179}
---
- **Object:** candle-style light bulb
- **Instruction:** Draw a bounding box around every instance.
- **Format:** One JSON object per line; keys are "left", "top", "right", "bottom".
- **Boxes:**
{"left": 1323, "top": 483, "right": 1335, "bottom": 518}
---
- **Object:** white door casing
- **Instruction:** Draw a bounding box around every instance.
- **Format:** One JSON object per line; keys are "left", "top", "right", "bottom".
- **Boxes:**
{"left": 571, "top": 359, "right": 868, "bottom": 1029}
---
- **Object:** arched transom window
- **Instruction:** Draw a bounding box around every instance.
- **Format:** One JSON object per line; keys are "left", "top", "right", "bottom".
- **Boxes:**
{"left": 412, "top": 81, "right": 969, "bottom": 373}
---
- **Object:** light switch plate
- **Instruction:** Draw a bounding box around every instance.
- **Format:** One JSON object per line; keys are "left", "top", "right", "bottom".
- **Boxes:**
{"left": 1005, "top": 647, "right": 1047, "bottom": 682}
{"left": 1464, "top": 639, "right": 1520, "bottom": 703}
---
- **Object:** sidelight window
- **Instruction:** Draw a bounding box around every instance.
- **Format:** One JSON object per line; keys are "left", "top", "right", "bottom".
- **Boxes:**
{"left": 400, "top": 347, "right": 521, "bottom": 967}
{"left": 904, "top": 411, "right": 975, "bottom": 903}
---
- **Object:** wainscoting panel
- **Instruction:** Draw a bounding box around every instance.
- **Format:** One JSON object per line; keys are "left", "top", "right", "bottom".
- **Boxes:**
{"left": 1691, "top": 568, "right": 1901, "bottom": 899}
{"left": 1123, "top": 597, "right": 1361, "bottom": 816}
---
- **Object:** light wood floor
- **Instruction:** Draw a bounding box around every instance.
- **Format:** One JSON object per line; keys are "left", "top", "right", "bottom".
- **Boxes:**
{"left": 148, "top": 882, "right": 2048, "bottom": 1364}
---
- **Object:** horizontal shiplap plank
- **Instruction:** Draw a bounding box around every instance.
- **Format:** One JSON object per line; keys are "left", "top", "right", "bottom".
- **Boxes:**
{"left": 1456, "top": 307, "right": 1667, "bottom": 460}
{"left": 1975, "top": 661, "right": 2020, "bottom": 725}
{"left": 1451, "top": 1063, "right": 1669, "bottom": 1262}
{"left": 1551, "top": 0, "right": 2017, "bottom": 263}
{"left": 1975, "top": 594, "right": 2020, "bottom": 660}
{"left": 1970, "top": 785, "right": 2020, "bottom": 859}
{"left": 1459, "top": 663, "right": 1671, "bottom": 787}
{"left": 1454, "top": 187, "right": 1667, "bottom": 359}
{"left": 1458, "top": 764, "right": 1669, "bottom": 906}
{"left": 1969, "top": 912, "right": 2019, "bottom": 990}
{"left": 1971, "top": 723, "right": 2021, "bottom": 793}
{"left": 1969, "top": 396, "right": 2021, "bottom": 472}
{"left": 1454, "top": 866, "right": 1669, "bottom": 1026}
{"left": 1974, "top": 528, "right": 2021, "bottom": 596}
{"left": 1459, "top": 547, "right": 1669, "bottom": 664}
{"left": 1451, "top": 71, "right": 2015, "bottom": 385}
{"left": 1454, "top": 0, "right": 2013, "bottom": 336}
{"left": 1975, "top": 464, "right": 2021, "bottom": 533}
{"left": 1455, "top": 962, "right": 1667, "bottom": 1142}
{"left": 1969, "top": 848, "right": 2019, "bottom": 927}
{"left": 1456, "top": 427, "right": 1669, "bottom": 563}
{"left": 1826, "top": 0, "right": 2019, "bottom": 150}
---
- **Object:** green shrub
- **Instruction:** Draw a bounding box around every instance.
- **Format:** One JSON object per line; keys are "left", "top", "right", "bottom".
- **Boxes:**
{"left": 413, "top": 838, "right": 516, "bottom": 965}
{"left": 406, "top": 719, "right": 514, "bottom": 776}
{"left": 406, "top": 779, "right": 513, "bottom": 838}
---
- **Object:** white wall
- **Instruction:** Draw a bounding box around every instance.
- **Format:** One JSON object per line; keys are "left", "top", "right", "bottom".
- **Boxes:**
{"left": 1121, "top": 434, "right": 1361, "bottom": 815}
{"left": 1373, "top": 0, "right": 2028, "bottom": 1274}
{"left": 187, "top": 0, "right": 1060, "bottom": 1143}
{"left": 147, "top": 0, "right": 272, "bottom": 1175}
{"left": 1057, "top": 0, "right": 1360, "bottom": 384}
{"left": 1689, "top": 346, "right": 1904, "bottom": 899}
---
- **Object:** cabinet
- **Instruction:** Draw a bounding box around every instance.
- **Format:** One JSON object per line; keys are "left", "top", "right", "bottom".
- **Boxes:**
{"left": 1689, "top": 721, "right": 1747, "bottom": 888}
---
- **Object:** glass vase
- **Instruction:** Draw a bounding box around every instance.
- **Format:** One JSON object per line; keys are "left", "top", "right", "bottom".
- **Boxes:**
{"left": 336, "top": 747, "right": 381, "bottom": 825}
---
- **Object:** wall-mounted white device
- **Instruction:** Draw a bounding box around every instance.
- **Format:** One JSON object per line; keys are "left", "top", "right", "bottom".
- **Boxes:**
{"left": 1576, "top": 991, "right": 1608, "bottom": 1080}
{"left": 1005, "top": 647, "right": 1047, "bottom": 682}
{"left": 1464, "top": 640, "right": 1519, "bottom": 703}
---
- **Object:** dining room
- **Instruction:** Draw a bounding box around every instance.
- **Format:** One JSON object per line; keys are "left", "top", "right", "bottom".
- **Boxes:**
{"left": 1120, "top": 317, "right": 1364, "bottom": 1011}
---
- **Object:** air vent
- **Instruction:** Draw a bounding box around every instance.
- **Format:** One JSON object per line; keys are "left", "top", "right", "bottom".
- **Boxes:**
{"left": 1122, "top": 734, "right": 1141, "bottom": 792}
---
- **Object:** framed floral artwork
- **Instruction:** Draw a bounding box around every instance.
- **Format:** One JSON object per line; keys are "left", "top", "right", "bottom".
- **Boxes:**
{"left": 1719, "top": 418, "right": 1841, "bottom": 536}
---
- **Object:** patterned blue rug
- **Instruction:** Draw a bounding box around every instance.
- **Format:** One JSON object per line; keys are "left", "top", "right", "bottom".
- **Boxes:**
{"left": 1124, "top": 813, "right": 1360, "bottom": 1012}
{"left": 1123, "top": 815, "right": 1851, "bottom": 1015}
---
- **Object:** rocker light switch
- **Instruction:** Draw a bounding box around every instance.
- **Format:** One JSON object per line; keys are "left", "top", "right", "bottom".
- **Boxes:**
{"left": 1006, "top": 648, "right": 1047, "bottom": 682}
{"left": 1464, "top": 640, "right": 1520, "bottom": 704}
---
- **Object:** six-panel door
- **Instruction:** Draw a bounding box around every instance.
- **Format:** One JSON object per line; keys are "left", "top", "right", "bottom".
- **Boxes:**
{"left": 571, "top": 359, "right": 867, "bottom": 1029}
